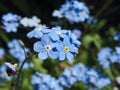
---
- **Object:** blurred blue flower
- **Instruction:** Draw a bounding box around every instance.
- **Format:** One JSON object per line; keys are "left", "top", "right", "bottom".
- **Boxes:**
{"left": 53, "top": 0, "right": 89, "bottom": 23}
{"left": 31, "top": 72, "right": 63, "bottom": 90}
{"left": 95, "top": 78, "right": 111, "bottom": 89}
{"left": 1, "top": 13, "right": 20, "bottom": 33}
{"left": 0, "top": 47, "right": 5, "bottom": 59}
{"left": 114, "top": 32, "right": 120, "bottom": 41}
{"left": 86, "top": 16, "right": 97, "bottom": 24}
{"left": 20, "top": 16, "right": 41, "bottom": 27}
{"left": 27, "top": 24, "right": 47, "bottom": 39}
{"left": 34, "top": 35, "right": 58, "bottom": 60}
{"left": 3, "top": 22, "right": 19, "bottom": 32}
{"left": 109, "top": 52, "right": 120, "bottom": 63}
{"left": 2, "top": 13, "right": 20, "bottom": 22}
{"left": 97, "top": 47, "right": 112, "bottom": 69}
{"left": 8, "top": 39, "right": 29, "bottom": 62}
{"left": 52, "top": 10, "right": 63, "bottom": 18}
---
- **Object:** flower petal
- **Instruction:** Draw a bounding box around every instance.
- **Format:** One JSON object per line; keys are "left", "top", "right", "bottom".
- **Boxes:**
{"left": 49, "top": 33, "right": 59, "bottom": 41}
{"left": 38, "top": 52, "right": 48, "bottom": 60}
{"left": 67, "top": 52, "right": 74, "bottom": 62}
{"left": 33, "top": 41, "right": 44, "bottom": 52}
{"left": 49, "top": 51, "right": 58, "bottom": 59}
{"left": 59, "top": 52, "right": 65, "bottom": 61}
{"left": 41, "top": 35, "right": 51, "bottom": 45}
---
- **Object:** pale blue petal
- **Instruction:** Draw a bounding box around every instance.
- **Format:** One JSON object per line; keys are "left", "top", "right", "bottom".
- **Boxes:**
{"left": 42, "top": 29, "right": 51, "bottom": 33}
{"left": 67, "top": 52, "right": 74, "bottom": 62}
{"left": 63, "top": 36, "right": 71, "bottom": 46}
{"left": 59, "top": 52, "right": 65, "bottom": 60}
{"left": 50, "top": 33, "right": 59, "bottom": 41}
{"left": 27, "top": 31, "right": 34, "bottom": 38}
{"left": 33, "top": 41, "right": 44, "bottom": 52}
{"left": 41, "top": 35, "right": 51, "bottom": 45}
{"left": 49, "top": 51, "right": 58, "bottom": 59}
{"left": 34, "top": 31, "right": 43, "bottom": 38}
{"left": 38, "top": 52, "right": 48, "bottom": 60}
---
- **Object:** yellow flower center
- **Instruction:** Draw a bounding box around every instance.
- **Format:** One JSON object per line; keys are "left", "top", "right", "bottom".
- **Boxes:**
{"left": 45, "top": 45, "right": 51, "bottom": 51}
{"left": 55, "top": 30, "right": 61, "bottom": 34}
{"left": 82, "top": 11, "right": 85, "bottom": 16}
{"left": 64, "top": 46, "right": 69, "bottom": 52}
{"left": 72, "top": 10, "right": 76, "bottom": 15}
{"left": 9, "top": 24, "right": 14, "bottom": 28}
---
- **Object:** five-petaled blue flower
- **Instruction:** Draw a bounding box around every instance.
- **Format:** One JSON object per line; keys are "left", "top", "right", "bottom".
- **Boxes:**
{"left": 34, "top": 35, "right": 58, "bottom": 60}
{"left": 57, "top": 36, "right": 78, "bottom": 62}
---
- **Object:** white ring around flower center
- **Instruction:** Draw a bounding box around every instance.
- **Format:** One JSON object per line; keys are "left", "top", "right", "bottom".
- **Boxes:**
{"left": 55, "top": 30, "right": 61, "bottom": 34}
{"left": 45, "top": 45, "right": 51, "bottom": 51}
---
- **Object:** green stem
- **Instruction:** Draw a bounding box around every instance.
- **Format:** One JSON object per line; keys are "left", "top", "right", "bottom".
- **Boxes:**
{"left": 15, "top": 58, "right": 27, "bottom": 90}
{"left": 15, "top": 47, "right": 28, "bottom": 90}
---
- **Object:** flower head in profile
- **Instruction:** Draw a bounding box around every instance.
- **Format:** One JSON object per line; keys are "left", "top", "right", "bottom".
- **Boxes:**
{"left": 34, "top": 35, "right": 58, "bottom": 60}
{"left": 5, "top": 62, "right": 17, "bottom": 76}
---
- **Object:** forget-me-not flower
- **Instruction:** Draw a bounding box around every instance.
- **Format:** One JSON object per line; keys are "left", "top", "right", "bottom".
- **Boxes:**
{"left": 34, "top": 35, "right": 58, "bottom": 60}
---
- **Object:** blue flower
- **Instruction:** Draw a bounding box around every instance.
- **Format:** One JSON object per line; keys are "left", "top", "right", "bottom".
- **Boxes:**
{"left": 97, "top": 47, "right": 112, "bottom": 69}
{"left": 86, "top": 16, "right": 97, "bottom": 24}
{"left": 31, "top": 72, "right": 63, "bottom": 90}
{"left": 95, "top": 78, "right": 111, "bottom": 89}
{"left": 116, "top": 47, "right": 120, "bottom": 54}
{"left": 48, "top": 26, "right": 68, "bottom": 41}
{"left": 0, "top": 47, "right": 5, "bottom": 59}
{"left": 27, "top": 24, "right": 47, "bottom": 39}
{"left": 2, "top": 13, "right": 19, "bottom": 22}
{"left": 33, "top": 35, "right": 58, "bottom": 60}
{"left": 8, "top": 39, "right": 29, "bottom": 62}
{"left": 53, "top": 0, "right": 89, "bottom": 23}
{"left": 109, "top": 52, "right": 120, "bottom": 63}
{"left": 57, "top": 37, "right": 77, "bottom": 62}
{"left": 114, "top": 32, "right": 120, "bottom": 41}
{"left": 68, "top": 30, "right": 81, "bottom": 47}
{"left": 3, "top": 22, "right": 19, "bottom": 32}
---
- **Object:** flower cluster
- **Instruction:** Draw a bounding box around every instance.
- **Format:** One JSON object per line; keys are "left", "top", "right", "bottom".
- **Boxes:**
{"left": 1, "top": 13, "right": 41, "bottom": 33}
{"left": 97, "top": 46, "right": 120, "bottom": 69}
{"left": 31, "top": 63, "right": 111, "bottom": 90}
{"left": 7, "top": 39, "right": 33, "bottom": 69}
{"left": 31, "top": 26, "right": 81, "bottom": 62}
{"left": 1, "top": 13, "right": 20, "bottom": 32}
{"left": 20, "top": 16, "right": 41, "bottom": 27}
{"left": 31, "top": 72, "right": 63, "bottom": 90}
{"left": 52, "top": 0, "right": 89, "bottom": 23}
{"left": 59, "top": 63, "right": 111, "bottom": 90}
